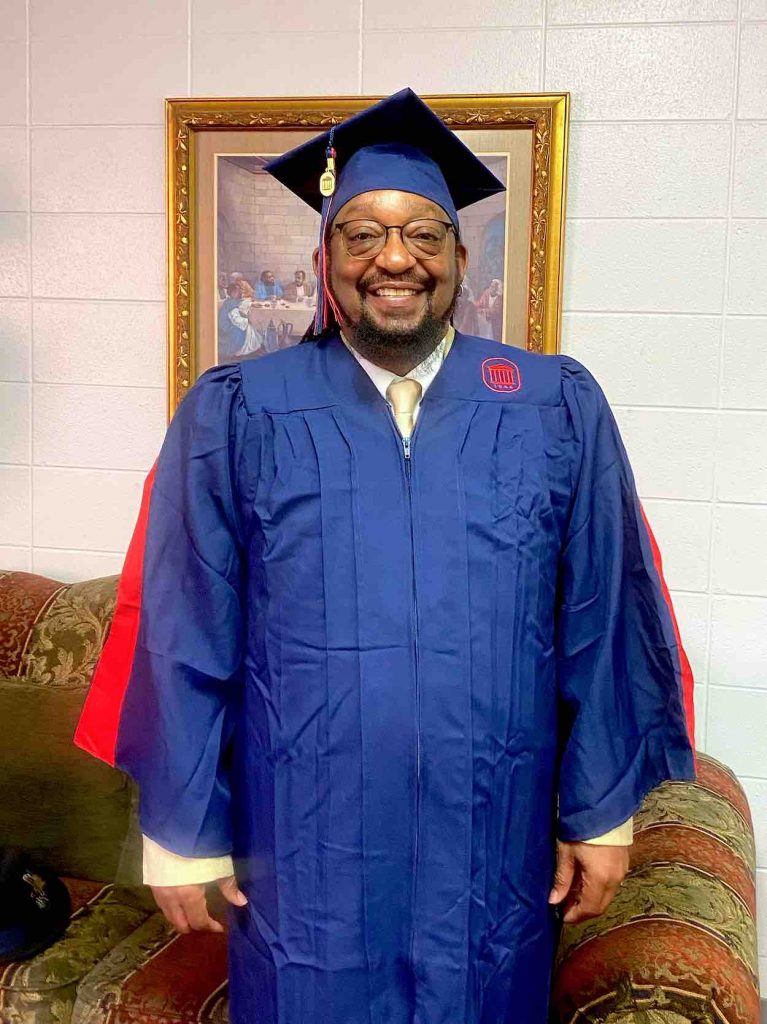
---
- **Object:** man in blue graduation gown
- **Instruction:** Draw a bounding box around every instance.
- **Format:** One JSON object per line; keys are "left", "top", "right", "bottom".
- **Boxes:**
{"left": 75, "top": 88, "right": 695, "bottom": 1024}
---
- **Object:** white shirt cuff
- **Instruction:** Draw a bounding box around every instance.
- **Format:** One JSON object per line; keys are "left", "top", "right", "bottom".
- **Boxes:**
{"left": 580, "top": 816, "right": 634, "bottom": 846}
{"left": 142, "top": 834, "right": 235, "bottom": 886}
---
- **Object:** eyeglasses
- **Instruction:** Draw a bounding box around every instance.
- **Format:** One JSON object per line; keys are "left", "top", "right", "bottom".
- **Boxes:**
{"left": 333, "top": 218, "right": 456, "bottom": 260}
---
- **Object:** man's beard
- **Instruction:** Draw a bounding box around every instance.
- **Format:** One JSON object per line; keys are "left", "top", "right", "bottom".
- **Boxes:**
{"left": 345, "top": 278, "right": 461, "bottom": 368}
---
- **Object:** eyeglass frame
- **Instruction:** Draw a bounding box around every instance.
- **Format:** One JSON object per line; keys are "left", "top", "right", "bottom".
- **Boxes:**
{"left": 331, "top": 218, "right": 458, "bottom": 261}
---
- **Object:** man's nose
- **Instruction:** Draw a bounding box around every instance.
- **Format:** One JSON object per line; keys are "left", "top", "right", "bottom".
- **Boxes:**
{"left": 373, "top": 229, "right": 417, "bottom": 274}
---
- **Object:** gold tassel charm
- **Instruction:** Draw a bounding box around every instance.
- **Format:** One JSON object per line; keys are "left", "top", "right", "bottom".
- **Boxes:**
{"left": 320, "top": 148, "right": 336, "bottom": 198}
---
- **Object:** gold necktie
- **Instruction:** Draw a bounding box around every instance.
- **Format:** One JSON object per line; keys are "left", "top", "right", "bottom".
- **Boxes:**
{"left": 386, "top": 378, "right": 423, "bottom": 438}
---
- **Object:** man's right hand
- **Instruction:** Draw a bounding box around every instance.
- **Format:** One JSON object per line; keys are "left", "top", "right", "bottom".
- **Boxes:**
{"left": 150, "top": 875, "right": 248, "bottom": 934}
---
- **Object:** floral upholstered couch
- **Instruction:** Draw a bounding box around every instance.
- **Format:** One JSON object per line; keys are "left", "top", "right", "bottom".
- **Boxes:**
{"left": 0, "top": 570, "right": 760, "bottom": 1024}
{"left": 0, "top": 570, "right": 229, "bottom": 1024}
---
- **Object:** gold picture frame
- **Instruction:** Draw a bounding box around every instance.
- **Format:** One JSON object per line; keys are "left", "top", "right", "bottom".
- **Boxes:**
{"left": 166, "top": 91, "right": 570, "bottom": 416}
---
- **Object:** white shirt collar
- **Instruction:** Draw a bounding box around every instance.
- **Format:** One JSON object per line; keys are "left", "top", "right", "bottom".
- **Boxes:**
{"left": 341, "top": 328, "right": 452, "bottom": 403}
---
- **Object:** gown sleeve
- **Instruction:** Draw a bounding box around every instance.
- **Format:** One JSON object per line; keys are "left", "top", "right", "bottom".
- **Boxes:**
{"left": 74, "top": 363, "right": 252, "bottom": 859}
{"left": 555, "top": 358, "right": 696, "bottom": 842}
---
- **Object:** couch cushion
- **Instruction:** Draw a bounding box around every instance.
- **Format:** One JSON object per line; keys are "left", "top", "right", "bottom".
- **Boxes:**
{"left": 0, "top": 679, "right": 134, "bottom": 882}
{"left": 0, "top": 880, "right": 154, "bottom": 1024}
{"left": 0, "top": 571, "right": 134, "bottom": 882}
{"left": 22, "top": 576, "right": 118, "bottom": 689}
{"left": 0, "top": 572, "right": 64, "bottom": 678}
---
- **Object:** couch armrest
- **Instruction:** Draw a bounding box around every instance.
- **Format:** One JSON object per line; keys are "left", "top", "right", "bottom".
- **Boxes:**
{"left": 550, "top": 752, "right": 759, "bottom": 1024}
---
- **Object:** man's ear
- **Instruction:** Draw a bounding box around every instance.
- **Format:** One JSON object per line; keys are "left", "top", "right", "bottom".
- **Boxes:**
{"left": 311, "top": 247, "right": 320, "bottom": 277}
{"left": 456, "top": 241, "right": 469, "bottom": 287}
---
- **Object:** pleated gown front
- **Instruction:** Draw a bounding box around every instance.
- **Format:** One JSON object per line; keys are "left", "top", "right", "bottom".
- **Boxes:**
{"left": 75, "top": 331, "right": 695, "bottom": 1024}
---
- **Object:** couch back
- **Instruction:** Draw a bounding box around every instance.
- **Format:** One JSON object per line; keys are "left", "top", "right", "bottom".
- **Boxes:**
{"left": 0, "top": 570, "right": 139, "bottom": 883}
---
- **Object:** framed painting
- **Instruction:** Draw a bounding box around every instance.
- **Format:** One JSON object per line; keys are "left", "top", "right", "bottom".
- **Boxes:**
{"left": 166, "top": 91, "right": 570, "bottom": 414}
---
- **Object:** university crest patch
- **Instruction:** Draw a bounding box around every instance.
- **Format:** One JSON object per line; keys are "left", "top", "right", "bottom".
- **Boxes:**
{"left": 481, "top": 356, "right": 522, "bottom": 393}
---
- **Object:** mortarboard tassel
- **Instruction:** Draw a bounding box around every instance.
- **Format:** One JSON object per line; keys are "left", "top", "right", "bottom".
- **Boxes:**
{"left": 313, "top": 129, "right": 343, "bottom": 336}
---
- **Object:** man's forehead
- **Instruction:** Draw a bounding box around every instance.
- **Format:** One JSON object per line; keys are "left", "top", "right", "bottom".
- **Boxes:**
{"left": 334, "top": 189, "right": 448, "bottom": 221}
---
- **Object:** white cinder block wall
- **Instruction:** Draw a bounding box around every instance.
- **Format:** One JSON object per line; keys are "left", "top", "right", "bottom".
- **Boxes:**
{"left": 0, "top": 0, "right": 765, "bottom": 989}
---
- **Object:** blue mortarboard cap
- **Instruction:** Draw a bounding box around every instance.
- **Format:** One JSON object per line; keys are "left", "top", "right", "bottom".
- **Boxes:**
{"left": 264, "top": 87, "right": 505, "bottom": 228}
{"left": 263, "top": 87, "right": 506, "bottom": 334}
{"left": 0, "top": 850, "right": 71, "bottom": 964}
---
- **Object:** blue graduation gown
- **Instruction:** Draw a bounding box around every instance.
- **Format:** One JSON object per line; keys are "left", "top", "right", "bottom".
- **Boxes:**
{"left": 75, "top": 331, "right": 694, "bottom": 1024}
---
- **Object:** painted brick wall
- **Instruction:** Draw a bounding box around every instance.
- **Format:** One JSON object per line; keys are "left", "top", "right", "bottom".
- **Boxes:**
{"left": 218, "top": 162, "right": 319, "bottom": 289}
{"left": 0, "top": 0, "right": 764, "bottom": 989}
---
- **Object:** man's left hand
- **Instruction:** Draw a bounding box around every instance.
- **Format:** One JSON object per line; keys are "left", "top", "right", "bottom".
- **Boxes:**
{"left": 548, "top": 841, "right": 629, "bottom": 923}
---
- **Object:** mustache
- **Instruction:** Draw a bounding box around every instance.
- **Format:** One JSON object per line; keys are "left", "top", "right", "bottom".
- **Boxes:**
{"left": 357, "top": 273, "right": 435, "bottom": 294}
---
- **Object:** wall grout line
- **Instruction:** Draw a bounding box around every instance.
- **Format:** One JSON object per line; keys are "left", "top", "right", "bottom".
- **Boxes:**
{"left": 8, "top": 296, "right": 166, "bottom": 304}
{"left": 567, "top": 118, "right": 760, "bottom": 125}
{"left": 28, "top": 30, "right": 198, "bottom": 39}
{"left": 642, "top": 498, "right": 765, "bottom": 510}
{"left": 668, "top": 588, "right": 718, "bottom": 598}
{"left": 539, "top": 0, "right": 548, "bottom": 90}
{"left": 30, "top": 545, "right": 127, "bottom": 555}
{"left": 361, "top": 20, "right": 741, "bottom": 32}
{"left": 13, "top": 294, "right": 167, "bottom": 303}
{"left": 708, "top": 683, "right": 767, "bottom": 696}
{"left": 544, "top": 19, "right": 744, "bottom": 29}
{"left": 358, "top": 0, "right": 364, "bottom": 92}
{"left": 564, "top": 310, "right": 765, "bottom": 318}
{"left": 565, "top": 215, "right": 736, "bottom": 222}
{"left": 564, "top": 308, "right": 760, "bottom": 316}
{"left": 21, "top": 211, "right": 165, "bottom": 217}
{"left": 22, "top": 381, "right": 165, "bottom": 391}
{"left": 702, "top": 0, "right": 745, "bottom": 754}
{"left": 641, "top": 497, "right": 764, "bottom": 509}
{"left": 10, "top": 123, "right": 164, "bottom": 129}
{"left": 569, "top": 116, "right": 767, "bottom": 123}
{"left": 3, "top": 208, "right": 161, "bottom": 215}
{"left": 25, "top": 0, "right": 33, "bottom": 558}
{"left": 569, "top": 115, "right": 762, "bottom": 124}
{"left": 612, "top": 404, "right": 762, "bottom": 413}
{"left": 20, "top": 463, "right": 148, "bottom": 475}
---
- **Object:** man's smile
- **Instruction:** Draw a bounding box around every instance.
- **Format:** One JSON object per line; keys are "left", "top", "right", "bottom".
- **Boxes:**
{"left": 366, "top": 284, "right": 424, "bottom": 295}
{"left": 362, "top": 281, "right": 429, "bottom": 313}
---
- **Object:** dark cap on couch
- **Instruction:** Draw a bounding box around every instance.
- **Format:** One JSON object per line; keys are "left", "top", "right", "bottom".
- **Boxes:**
{"left": 0, "top": 848, "right": 71, "bottom": 963}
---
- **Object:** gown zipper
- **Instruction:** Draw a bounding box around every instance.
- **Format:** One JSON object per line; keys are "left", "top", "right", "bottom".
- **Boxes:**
{"left": 385, "top": 403, "right": 422, "bottom": 981}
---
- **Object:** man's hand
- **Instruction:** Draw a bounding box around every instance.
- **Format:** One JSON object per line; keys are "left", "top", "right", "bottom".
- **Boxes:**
{"left": 150, "top": 875, "right": 248, "bottom": 934}
{"left": 548, "top": 841, "right": 629, "bottom": 923}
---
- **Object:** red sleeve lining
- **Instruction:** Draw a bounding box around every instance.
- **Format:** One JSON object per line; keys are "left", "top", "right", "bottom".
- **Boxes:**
{"left": 74, "top": 463, "right": 157, "bottom": 766}
{"left": 640, "top": 504, "right": 697, "bottom": 755}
